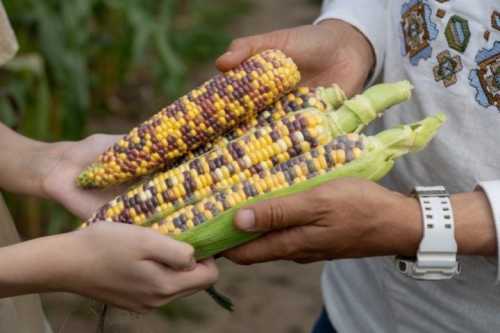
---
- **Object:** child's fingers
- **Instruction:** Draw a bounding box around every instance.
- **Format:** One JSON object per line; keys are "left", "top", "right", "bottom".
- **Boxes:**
{"left": 164, "top": 259, "right": 219, "bottom": 292}
{"left": 143, "top": 232, "right": 196, "bottom": 271}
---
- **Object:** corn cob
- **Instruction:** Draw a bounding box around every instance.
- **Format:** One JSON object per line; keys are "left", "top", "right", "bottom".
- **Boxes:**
{"left": 170, "top": 113, "right": 446, "bottom": 259}
{"left": 85, "top": 81, "right": 412, "bottom": 226}
{"left": 184, "top": 84, "right": 347, "bottom": 159}
{"left": 77, "top": 49, "right": 301, "bottom": 188}
{"left": 150, "top": 133, "right": 364, "bottom": 235}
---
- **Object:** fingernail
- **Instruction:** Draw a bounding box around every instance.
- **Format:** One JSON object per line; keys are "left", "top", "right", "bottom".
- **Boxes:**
{"left": 236, "top": 209, "right": 255, "bottom": 231}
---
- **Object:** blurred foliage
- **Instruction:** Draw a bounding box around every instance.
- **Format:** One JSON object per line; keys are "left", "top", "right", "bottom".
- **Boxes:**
{"left": 0, "top": 0, "right": 250, "bottom": 237}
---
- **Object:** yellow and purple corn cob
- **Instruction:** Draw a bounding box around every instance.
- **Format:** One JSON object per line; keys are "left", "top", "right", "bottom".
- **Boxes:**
{"left": 82, "top": 82, "right": 446, "bottom": 262}
{"left": 87, "top": 110, "right": 331, "bottom": 225}
{"left": 184, "top": 84, "right": 346, "bottom": 159}
{"left": 168, "top": 114, "right": 446, "bottom": 259}
{"left": 85, "top": 81, "right": 412, "bottom": 226}
{"left": 77, "top": 49, "right": 300, "bottom": 188}
{"left": 150, "top": 133, "right": 364, "bottom": 235}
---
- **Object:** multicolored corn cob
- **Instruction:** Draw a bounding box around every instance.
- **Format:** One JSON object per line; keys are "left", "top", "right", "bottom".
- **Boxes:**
{"left": 150, "top": 133, "right": 364, "bottom": 235}
{"left": 77, "top": 49, "right": 300, "bottom": 188}
{"left": 171, "top": 113, "right": 446, "bottom": 259}
{"left": 184, "top": 84, "right": 347, "bottom": 159}
{"left": 85, "top": 81, "right": 412, "bottom": 226}
{"left": 87, "top": 110, "right": 330, "bottom": 225}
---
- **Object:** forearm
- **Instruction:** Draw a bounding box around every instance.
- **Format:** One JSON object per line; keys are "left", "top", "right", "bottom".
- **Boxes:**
{"left": 0, "top": 233, "right": 71, "bottom": 297}
{"left": 397, "top": 191, "right": 496, "bottom": 257}
{"left": 316, "top": 0, "right": 387, "bottom": 86}
{"left": 0, "top": 123, "right": 52, "bottom": 197}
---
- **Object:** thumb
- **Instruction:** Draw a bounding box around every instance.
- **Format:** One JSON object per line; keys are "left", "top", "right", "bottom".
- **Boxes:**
{"left": 234, "top": 194, "right": 311, "bottom": 232}
{"left": 215, "top": 31, "right": 288, "bottom": 72}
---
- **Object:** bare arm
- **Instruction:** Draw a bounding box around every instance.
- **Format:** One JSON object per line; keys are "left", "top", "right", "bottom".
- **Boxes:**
{"left": 0, "top": 223, "right": 218, "bottom": 313}
{"left": 0, "top": 122, "right": 51, "bottom": 197}
{"left": 0, "top": 122, "right": 123, "bottom": 220}
{"left": 0, "top": 124, "right": 219, "bottom": 311}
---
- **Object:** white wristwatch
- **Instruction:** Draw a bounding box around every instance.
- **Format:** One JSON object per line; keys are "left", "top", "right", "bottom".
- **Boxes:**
{"left": 395, "top": 186, "right": 460, "bottom": 280}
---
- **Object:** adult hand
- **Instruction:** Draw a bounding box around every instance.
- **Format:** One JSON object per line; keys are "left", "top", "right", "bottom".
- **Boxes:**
{"left": 216, "top": 20, "right": 375, "bottom": 96}
{"left": 0, "top": 222, "right": 218, "bottom": 313}
{"left": 224, "top": 179, "right": 422, "bottom": 265}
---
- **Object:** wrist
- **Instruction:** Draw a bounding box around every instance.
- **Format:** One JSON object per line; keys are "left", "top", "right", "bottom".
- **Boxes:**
{"left": 452, "top": 191, "right": 496, "bottom": 256}
{"left": 0, "top": 139, "right": 54, "bottom": 198}
{"left": 0, "top": 233, "right": 73, "bottom": 297}
{"left": 36, "top": 141, "right": 71, "bottom": 200}
{"left": 0, "top": 123, "right": 48, "bottom": 196}
{"left": 28, "top": 231, "right": 87, "bottom": 293}
{"left": 23, "top": 141, "right": 55, "bottom": 199}
{"left": 381, "top": 193, "right": 422, "bottom": 257}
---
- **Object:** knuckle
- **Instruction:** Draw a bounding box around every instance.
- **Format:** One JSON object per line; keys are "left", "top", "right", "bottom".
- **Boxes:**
{"left": 205, "top": 266, "right": 219, "bottom": 284}
{"left": 229, "top": 38, "right": 245, "bottom": 50}
{"left": 86, "top": 133, "right": 105, "bottom": 144}
{"left": 267, "top": 202, "right": 286, "bottom": 229}
{"left": 178, "top": 245, "right": 195, "bottom": 264}
{"left": 150, "top": 276, "right": 176, "bottom": 298}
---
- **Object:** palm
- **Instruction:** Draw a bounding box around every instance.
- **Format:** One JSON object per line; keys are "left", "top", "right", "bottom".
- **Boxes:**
{"left": 43, "top": 135, "right": 124, "bottom": 220}
{"left": 273, "top": 24, "right": 372, "bottom": 95}
{"left": 218, "top": 21, "right": 374, "bottom": 97}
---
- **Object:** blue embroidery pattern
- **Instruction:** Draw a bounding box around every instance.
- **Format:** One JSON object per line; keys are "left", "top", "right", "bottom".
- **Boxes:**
{"left": 433, "top": 50, "right": 463, "bottom": 87}
{"left": 400, "top": 0, "right": 439, "bottom": 66}
{"left": 469, "top": 41, "right": 500, "bottom": 111}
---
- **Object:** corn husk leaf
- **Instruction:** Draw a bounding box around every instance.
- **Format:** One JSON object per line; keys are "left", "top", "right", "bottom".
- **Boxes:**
{"left": 175, "top": 113, "right": 446, "bottom": 260}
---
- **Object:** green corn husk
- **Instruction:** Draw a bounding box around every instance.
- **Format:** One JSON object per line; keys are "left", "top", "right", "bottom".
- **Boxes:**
{"left": 325, "top": 80, "right": 412, "bottom": 136}
{"left": 174, "top": 113, "right": 446, "bottom": 260}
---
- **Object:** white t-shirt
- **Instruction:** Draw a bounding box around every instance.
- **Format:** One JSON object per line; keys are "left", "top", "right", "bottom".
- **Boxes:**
{"left": 317, "top": 1, "right": 500, "bottom": 332}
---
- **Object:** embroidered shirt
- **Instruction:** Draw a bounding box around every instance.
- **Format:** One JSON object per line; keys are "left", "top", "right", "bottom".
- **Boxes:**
{"left": 317, "top": 1, "right": 500, "bottom": 332}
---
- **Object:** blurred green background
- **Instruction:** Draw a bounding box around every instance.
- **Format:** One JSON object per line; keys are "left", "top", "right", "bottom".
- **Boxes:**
{"left": 0, "top": 0, "right": 250, "bottom": 237}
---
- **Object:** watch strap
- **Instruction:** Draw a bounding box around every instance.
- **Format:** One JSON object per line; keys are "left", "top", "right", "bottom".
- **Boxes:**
{"left": 396, "top": 186, "right": 460, "bottom": 280}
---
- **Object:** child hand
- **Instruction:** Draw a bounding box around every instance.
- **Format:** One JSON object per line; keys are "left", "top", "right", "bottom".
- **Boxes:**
{"left": 40, "top": 134, "right": 126, "bottom": 220}
{"left": 51, "top": 223, "right": 218, "bottom": 313}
